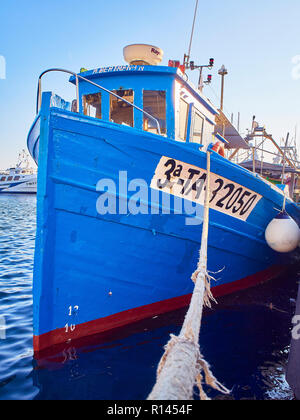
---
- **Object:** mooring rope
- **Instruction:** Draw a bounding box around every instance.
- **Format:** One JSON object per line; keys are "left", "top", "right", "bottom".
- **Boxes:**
{"left": 147, "top": 151, "right": 230, "bottom": 400}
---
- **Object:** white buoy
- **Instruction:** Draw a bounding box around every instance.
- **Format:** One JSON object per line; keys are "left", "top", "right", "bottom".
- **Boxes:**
{"left": 265, "top": 211, "right": 300, "bottom": 253}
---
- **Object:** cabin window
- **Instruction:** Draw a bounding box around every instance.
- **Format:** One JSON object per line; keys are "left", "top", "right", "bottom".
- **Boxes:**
{"left": 179, "top": 99, "right": 189, "bottom": 141}
{"left": 143, "top": 91, "right": 166, "bottom": 135}
{"left": 14, "top": 176, "right": 20, "bottom": 181}
{"left": 192, "top": 112, "right": 204, "bottom": 144}
{"left": 0, "top": 177, "right": 6, "bottom": 181}
{"left": 83, "top": 93, "right": 102, "bottom": 119}
{"left": 110, "top": 89, "right": 134, "bottom": 127}
{"left": 7, "top": 176, "right": 13, "bottom": 181}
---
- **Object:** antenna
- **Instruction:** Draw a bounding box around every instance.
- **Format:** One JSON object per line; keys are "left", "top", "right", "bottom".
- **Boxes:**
{"left": 182, "top": 0, "right": 214, "bottom": 89}
{"left": 218, "top": 65, "right": 228, "bottom": 111}
{"left": 184, "top": 0, "right": 199, "bottom": 67}
{"left": 282, "top": 132, "right": 290, "bottom": 181}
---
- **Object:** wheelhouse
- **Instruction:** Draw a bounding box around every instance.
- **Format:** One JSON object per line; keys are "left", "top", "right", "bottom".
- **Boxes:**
{"left": 69, "top": 65, "right": 219, "bottom": 149}
{"left": 31, "top": 45, "right": 250, "bottom": 166}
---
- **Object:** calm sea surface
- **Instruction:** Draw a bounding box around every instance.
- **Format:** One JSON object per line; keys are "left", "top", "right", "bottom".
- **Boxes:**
{"left": 0, "top": 194, "right": 299, "bottom": 400}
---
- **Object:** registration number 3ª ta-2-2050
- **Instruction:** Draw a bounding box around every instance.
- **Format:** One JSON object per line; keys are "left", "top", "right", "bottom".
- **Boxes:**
{"left": 150, "top": 157, "right": 262, "bottom": 222}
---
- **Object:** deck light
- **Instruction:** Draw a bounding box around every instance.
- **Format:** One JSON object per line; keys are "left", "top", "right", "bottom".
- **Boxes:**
{"left": 204, "top": 74, "right": 212, "bottom": 85}
{"left": 168, "top": 60, "right": 181, "bottom": 68}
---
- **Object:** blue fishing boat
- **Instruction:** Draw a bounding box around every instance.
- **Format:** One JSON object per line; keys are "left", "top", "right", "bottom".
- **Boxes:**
{"left": 27, "top": 44, "right": 300, "bottom": 356}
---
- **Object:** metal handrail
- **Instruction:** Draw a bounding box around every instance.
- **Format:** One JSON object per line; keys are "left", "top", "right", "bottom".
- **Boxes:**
{"left": 36, "top": 68, "right": 162, "bottom": 135}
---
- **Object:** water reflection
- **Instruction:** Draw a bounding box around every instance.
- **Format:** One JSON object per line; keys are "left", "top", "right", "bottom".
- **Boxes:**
{"left": 0, "top": 194, "right": 299, "bottom": 400}
{"left": 33, "top": 271, "right": 299, "bottom": 400}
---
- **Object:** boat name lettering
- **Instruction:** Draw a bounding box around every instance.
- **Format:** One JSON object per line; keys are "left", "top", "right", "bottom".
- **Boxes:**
{"left": 151, "top": 156, "right": 262, "bottom": 222}
{"left": 92, "top": 65, "right": 145, "bottom": 75}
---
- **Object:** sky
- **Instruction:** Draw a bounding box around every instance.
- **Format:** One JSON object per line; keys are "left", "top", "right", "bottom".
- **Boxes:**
{"left": 0, "top": 0, "right": 300, "bottom": 168}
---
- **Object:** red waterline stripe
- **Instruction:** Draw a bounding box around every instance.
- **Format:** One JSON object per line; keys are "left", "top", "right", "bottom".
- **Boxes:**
{"left": 33, "top": 264, "right": 286, "bottom": 355}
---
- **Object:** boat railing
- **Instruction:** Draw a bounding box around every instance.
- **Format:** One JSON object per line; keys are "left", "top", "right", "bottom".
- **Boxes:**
{"left": 36, "top": 68, "right": 162, "bottom": 135}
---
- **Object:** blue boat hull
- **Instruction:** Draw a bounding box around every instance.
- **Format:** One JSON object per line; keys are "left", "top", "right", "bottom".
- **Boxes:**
{"left": 27, "top": 100, "right": 300, "bottom": 355}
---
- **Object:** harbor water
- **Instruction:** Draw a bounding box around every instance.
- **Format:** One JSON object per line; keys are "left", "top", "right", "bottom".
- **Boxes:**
{"left": 0, "top": 194, "right": 299, "bottom": 400}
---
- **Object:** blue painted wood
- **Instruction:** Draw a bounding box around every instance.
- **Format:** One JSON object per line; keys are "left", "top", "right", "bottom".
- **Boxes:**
{"left": 27, "top": 92, "right": 52, "bottom": 164}
{"left": 215, "top": 132, "right": 229, "bottom": 144}
{"left": 29, "top": 100, "right": 299, "bottom": 339}
{"left": 76, "top": 70, "right": 176, "bottom": 139}
{"left": 71, "top": 65, "right": 219, "bottom": 116}
{"left": 27, "top": 66, "right": 300, "bottom": 346}
{"left": 186, "top": 103, "right": 194, "bottom": 143}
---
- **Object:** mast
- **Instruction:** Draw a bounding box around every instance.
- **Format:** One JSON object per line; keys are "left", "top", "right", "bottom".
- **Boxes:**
{"left": 218, "top": 65, "right": 228, "bottom": 111}
{"left": 184, "top": 0, "right": 199, "bottom": 67}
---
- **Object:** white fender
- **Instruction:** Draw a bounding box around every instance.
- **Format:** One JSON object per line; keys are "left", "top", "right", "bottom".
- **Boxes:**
{"left": 265, "top": 211, "right": 300, "bottom": 253}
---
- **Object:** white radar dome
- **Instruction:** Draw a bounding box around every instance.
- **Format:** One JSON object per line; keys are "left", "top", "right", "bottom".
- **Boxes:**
{"left": 123, "top": 44, "right": 164, "bottom": 66}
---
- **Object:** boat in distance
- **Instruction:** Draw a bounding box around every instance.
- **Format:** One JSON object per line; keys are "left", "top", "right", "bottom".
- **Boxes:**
{"left": 27, "top": 44, "right": 300, "bottom": 356}
{"left": 0, "top": 150, "right": 37, "bottom": 194}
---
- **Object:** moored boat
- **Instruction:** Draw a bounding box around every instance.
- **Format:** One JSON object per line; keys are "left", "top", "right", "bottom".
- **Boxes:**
{"left": 27, "top": 44, "right": 300, "bottom": 356}
{"left": 0, "top": 150, "right": 37, "bottom": 194}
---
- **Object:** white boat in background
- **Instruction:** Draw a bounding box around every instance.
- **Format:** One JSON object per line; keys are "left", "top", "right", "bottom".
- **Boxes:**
{"left": 0, "top": 150, "right": 37, "bottom": 194}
